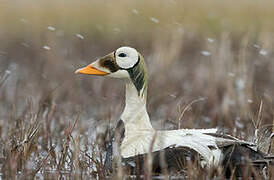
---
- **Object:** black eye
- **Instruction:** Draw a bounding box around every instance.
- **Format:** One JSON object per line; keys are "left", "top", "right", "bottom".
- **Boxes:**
{"left": 118, "top": 53, "right": 127, "bottom": 57}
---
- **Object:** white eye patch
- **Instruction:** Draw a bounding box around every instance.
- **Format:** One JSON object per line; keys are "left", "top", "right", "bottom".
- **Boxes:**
{"left": 115, "top": 46, "right": 139, "bottom": 69}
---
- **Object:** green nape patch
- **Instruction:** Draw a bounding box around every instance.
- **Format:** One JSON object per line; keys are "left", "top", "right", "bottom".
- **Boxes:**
{"left": 127, "top": 54, "right": 148, "bottom": 96}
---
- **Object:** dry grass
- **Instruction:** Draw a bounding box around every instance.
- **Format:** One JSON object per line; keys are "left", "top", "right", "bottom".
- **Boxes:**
{"left": 0, "top": 0, "right": 274, "bottom": 179}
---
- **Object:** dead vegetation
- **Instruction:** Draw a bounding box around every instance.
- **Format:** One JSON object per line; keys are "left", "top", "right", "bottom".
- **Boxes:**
{"left": 0, "top": 0, "right": 274, "bottom": 179}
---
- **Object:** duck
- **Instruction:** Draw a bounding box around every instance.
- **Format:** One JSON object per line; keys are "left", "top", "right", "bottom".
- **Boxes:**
{"left": 75, "top": 46, "right": 273, "bottom": 177}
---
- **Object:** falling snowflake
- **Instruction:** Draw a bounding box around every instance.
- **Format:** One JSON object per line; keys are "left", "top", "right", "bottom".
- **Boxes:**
{"left": 76, "top": 34, "right": 84, "bottom": 39}
{"left": 259, "top": 49, "right": 267, "bottom": 56}
{"left": 207, "top": 38, "right": 215, "bottom": 43}
{"left": 200, "top": 51, "right": 211, "bottom": 56}
{"left": 5, "top": 70, "right": 11, "bottom": 75}
{"left": 253, "top": 44, "right": 260, "bottom": 48}
{"left": 247, "top": 99, "right": 253, "bottom": 103}
{"left": 47, "top": 26, "right": 56, "bottom": 31}
{"left": 169, "top": 94, "right": 176, "bottom": 98}
{"left": 150, "top": 17, "right": 160, "bottom": 24}
{"left": 43, "top": 46, "right": 51, "bottom": 50}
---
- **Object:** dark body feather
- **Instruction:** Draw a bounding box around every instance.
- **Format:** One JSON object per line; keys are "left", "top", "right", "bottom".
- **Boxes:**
{"left": 222, "top": 144, "right": 266, "bottom": 178}
{"left": 122, "top": 145, "right": 269, "bottom": 178}
{"left": 123, "top": 146, "right": 200, "bottom": 175}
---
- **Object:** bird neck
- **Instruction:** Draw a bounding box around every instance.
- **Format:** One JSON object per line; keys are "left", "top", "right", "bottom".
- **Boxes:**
{"left": 121, "top": 80, "right": 153, "bottom": 132}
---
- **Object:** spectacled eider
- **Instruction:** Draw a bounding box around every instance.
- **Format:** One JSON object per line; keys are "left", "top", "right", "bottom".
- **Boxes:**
{"left": 76, "top": 46, "right": 274, "bottom": 178}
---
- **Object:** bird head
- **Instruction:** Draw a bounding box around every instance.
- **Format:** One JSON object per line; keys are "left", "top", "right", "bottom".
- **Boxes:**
{"left": 75, "top": 46, "right": 148, "bottom": 95}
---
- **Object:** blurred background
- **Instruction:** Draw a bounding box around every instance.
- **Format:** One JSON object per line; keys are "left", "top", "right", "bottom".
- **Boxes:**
{"left": 0, "top": 0, "right": 274, "bottom": 178}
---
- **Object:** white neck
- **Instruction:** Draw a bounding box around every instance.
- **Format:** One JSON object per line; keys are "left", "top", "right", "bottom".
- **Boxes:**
{"left": 121, "top": 80, "right": 153, "bottom": 132}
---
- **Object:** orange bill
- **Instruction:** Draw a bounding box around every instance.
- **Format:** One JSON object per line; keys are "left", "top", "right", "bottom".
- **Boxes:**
{"left": 75, "top": 65, "right": 108, "bottom": 75}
